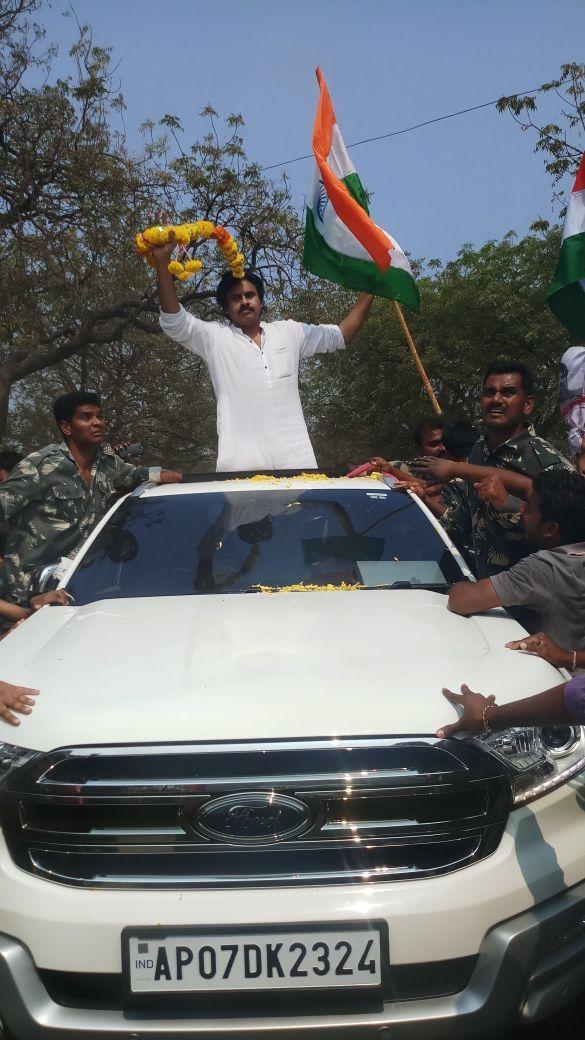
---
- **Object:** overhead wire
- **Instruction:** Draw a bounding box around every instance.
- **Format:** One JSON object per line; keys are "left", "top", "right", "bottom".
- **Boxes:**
{"left": 259, "top": 86, "right": 545, "bottom": 172}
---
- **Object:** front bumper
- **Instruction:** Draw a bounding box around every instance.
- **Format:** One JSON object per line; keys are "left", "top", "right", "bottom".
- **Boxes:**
{"left": 0, "top": 881, "right": 585, "bottom": 1040}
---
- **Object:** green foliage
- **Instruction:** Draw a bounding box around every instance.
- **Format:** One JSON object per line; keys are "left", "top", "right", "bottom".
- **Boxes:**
{"left": 497, "top": 63, "right": 585, "bottom": 207}
{"left": 303, "top": 228, "right": 573, "bottom": 466}
{"left": 2, "top": 7, "right": 576, "bottom": 474}
{"left": 0, "top": 2, "right": 303, "bottom": 460}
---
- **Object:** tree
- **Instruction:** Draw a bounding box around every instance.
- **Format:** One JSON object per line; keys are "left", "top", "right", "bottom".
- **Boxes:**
{"left": 0, "top": 1, "right": 169, "bottom": 437}
{"left": 302, "top": 227, "right": 572, "bottom": 466}
{"left": 496, "top": 63, "right": 585, "bottom": 209}
{"left": 1, "top": 2, "right": 307, "bottom": 456}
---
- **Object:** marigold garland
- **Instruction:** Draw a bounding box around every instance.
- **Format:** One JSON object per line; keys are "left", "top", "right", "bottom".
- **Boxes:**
{"left": 254, "top": 582, "right": 363, "bottom": 594}
{"left": 134, "top": 220, "right": 245, "bottom": 281}
{"left": 225, "top": 472, "right": 331, "bottom": 483}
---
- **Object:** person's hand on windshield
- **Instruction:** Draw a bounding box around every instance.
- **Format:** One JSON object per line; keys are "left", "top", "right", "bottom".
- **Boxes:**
{"left": 392, "top": 479, "right": 445, "bottom": 517}
{"left": 392, "top": 478, "right": 430, "bottom": 497}
{"left": 474, "top": 475, "right": 509, "bottom": 511}
{"left": 0, "top": 680, "right": 39, "bottom": 726}
{"left": 505, "top": 632, "right": 573, "bottom": 669}
{"left": 436, "top": 684, "right": 496, "bottom": 737}
{"left": 30, "top": 590, "right": 72, "bottom": 611}
{"left": 410, "top": 457, "right": 458, "bottom": 483}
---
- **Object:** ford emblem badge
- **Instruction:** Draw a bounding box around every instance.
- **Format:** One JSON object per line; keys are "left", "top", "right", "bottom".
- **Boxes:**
{"left": 194, "top": 792, "right": 312, "bottom": 845}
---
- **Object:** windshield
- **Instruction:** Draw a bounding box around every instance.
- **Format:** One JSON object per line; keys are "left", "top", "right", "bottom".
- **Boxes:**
{"left": 66, "top": 488, "right": 465, "bottom": 604}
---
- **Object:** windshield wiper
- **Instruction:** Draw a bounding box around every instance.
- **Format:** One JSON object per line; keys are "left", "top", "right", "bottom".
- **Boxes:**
{"left": 361, "top": 581, "right": 450, "bottom": 591}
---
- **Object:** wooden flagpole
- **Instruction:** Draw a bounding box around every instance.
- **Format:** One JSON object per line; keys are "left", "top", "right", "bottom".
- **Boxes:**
{"left": 391, "top": 299, "right": 441, "bottom": 415}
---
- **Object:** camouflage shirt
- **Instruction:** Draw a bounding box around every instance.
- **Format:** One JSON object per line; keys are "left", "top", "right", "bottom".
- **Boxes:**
{"left": 0, "top": 443, "right": 155, "bottom": 606}
{"left": 441, "top": 430, "right": 573, "bottom": 578}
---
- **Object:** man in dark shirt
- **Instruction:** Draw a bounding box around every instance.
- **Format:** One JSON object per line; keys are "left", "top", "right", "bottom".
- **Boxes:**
{"left": 414, "top": 360, "right": 571, "bottom": 577}
{"left": 447, "top": 469, "right": 585, "bottom": 662}
{"left": 0, "top": 391, "right": 182, "bottom": 607}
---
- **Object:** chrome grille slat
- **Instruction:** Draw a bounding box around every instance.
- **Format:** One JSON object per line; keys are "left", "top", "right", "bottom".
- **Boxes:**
{"left": 0, "top": 737, "right": 511, "bottom": 888}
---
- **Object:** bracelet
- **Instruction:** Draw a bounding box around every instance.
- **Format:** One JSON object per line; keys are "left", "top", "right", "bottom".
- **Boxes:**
{"left": 482, "top": 702, "right": 495, "bottom": 731}
{"left": 571, "top": 649, "right": 578, "bottom": 673}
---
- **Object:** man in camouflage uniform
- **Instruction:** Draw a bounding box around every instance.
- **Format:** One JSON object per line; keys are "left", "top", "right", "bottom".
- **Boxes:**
{"left": 418, "top": 361, "right": 572, "bottom": 578}
{"left": 0, "top": 391, "right": 182, "bottom": 608}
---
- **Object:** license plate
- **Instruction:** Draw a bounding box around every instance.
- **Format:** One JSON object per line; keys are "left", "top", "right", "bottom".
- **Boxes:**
{"left": 123, "top": 923, "right": 384, "bottom": 995}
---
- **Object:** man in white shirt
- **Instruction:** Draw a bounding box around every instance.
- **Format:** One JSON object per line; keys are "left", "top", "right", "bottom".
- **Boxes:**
{"left": 152, "top": 230, "right": 373, "bottom": 471}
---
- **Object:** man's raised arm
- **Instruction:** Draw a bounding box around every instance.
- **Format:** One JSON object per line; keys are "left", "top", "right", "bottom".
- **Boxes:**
{"left": 338, "top": 293, "right": 374, "bottom": 345}
{"left": 148, "top": 208, "right": 180, "bottom": 315}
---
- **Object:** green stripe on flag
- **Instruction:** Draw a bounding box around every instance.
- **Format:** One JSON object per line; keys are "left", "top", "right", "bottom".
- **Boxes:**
{"left": 303, "top": 209, "right": 420, "bottom": 313}
{"left": 548, "top": 232, "right": 585, "bottom": 337}
{"left": 343, "top": 171, "right": 370, "bottom": 213}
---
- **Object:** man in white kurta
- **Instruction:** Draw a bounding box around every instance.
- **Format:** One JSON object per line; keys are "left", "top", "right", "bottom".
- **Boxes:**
{"left": 160, "top": 305, "right": 345, "bottom": 470}
{"left": 153, "top": 234, "right": 373, "bottom": 470}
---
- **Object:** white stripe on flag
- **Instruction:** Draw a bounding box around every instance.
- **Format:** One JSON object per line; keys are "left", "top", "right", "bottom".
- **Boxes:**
{"left": 563, "top": 187, "right": 585, "bottom": 240}
{"left": 328, "top": 123, "right": 356, "bottom": 180}
{"left": 307, "top": 167, "right": 413, "bottom": 274}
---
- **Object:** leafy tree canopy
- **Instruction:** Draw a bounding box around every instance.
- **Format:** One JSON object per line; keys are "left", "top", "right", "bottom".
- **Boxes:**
{"left": 496, "top": 62, "right": 585, "bottom": 212}
{"left": 2, "top": 18, "right": 577, "bottom": 470}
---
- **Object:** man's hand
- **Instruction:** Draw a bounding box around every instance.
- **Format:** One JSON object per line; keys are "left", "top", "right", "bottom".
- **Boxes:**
{"left": 143, "top": 208, "right": 177, "bottom": 268}
{"left": 30, "top": 589, "right": 72, "bottom": 611}
{"left": 160, "top": 470, "right": 183, "bottom": 485}
{"left": 145, "top": 208, "right": 181, "bottom": 315}
{"left": 474, "top": 475, "right": 508, "bottom": 511}
{"left": 392, "top": 478, "right": 431, "bottom": 497}
{"left": 505, "top": 632, "right": 572, "bottom": 668}
{"left": 436, "top": 684, "right": 495, "bottom": 738}
{"left": 410, "top": 457, "right": 458, "bottom": 483}
{"left": 0, "top": 680, "right": 39, "bottom": 726}
{"left": 392, "top": 479, "right": 445, "bottom": 515}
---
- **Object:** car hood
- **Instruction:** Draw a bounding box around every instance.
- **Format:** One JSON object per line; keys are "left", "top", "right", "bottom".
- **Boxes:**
{"left": 0, "top": 592, "right": 564, "bottom": 751}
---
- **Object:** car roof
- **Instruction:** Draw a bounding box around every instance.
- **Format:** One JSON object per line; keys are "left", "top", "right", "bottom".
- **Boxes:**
{"left": 138, "top": 475, "right": 399, "bottom": 498}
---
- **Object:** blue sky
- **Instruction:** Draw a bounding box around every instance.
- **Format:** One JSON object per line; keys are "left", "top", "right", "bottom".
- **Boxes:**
{"left": 37, "top": 0, "right": 585, "bottom": 262}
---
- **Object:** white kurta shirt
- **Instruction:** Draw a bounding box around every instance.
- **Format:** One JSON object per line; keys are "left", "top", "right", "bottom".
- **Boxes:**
{"left": 159, "top": 306, "right": 345, "bottom": 471}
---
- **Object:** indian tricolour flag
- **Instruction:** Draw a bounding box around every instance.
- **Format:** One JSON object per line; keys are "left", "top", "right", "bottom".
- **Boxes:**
{"left": 303, "top": 68, "right": 419, "bottom": 313}
{"left": 548, "top": 150, "right": 585, "bottom": 336}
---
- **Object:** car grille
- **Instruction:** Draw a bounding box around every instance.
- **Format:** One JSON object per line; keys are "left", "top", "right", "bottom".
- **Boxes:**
{"left": 0, "top": 737, "right": 511, "bottom": 888}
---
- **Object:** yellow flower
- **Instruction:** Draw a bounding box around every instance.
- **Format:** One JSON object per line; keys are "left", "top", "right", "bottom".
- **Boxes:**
{"left": 137, "top": 220, "right": 244, "bottom": 282}
{"left": 134, "top": 233, "right": 150, "bottom": 255}
{"left": 173, "top": 225, "right": 190, "bottom": 246}
{"left": 143, "top": 225, "right": 165, "bottom": 246}
{"left": 254, "top": 581, "right": 362, "bottom": 594}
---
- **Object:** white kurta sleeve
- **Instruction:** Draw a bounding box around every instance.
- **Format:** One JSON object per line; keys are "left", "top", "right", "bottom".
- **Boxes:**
{"left": 297, "top": 322, "right": 346, "bottom": 360}
{"left": 159, "top": 305, "right": 214, "bottom": 361}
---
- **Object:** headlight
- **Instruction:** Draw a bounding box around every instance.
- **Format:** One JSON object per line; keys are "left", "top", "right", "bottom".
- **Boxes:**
{"left": 0, "top": 744, "right": 39, "bottom": 786}
{"left": 473, "top": 726, "right": 585, "bottom": 805}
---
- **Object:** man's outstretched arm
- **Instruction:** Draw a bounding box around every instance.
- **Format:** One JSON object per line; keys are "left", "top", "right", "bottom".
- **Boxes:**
{"left": 141, "top": 209, "right": 180, "bottom": 314}
{"left": 448, "top": 578, "right": 501, "bottom": 615}
{"left": 155, "top": 253, "right": 180, "bottom": 315}
{"left": 338, "top": 293, "right": 374, "bottom": 344}
{"left": 436, "top": 681, "right": 573, "bottom": 738}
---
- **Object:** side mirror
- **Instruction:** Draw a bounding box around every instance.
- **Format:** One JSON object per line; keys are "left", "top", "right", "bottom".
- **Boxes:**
{"left": 33, "top": 563, "right": 61, "bottom": 595}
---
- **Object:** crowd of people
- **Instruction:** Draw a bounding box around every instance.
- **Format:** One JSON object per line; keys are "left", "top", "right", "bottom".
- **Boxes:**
{"left": 0, "top": 260, "right": 583, "bottom": 734}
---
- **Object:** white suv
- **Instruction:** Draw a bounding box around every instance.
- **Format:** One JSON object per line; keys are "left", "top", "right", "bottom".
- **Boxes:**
{"left": 0, "top": 473, "right": 584, "bottom": 1039}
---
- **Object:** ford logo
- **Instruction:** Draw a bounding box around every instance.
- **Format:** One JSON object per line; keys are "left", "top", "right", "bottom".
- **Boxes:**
{"left": 194, "top": 793, "right": 312, "bottom": 845}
